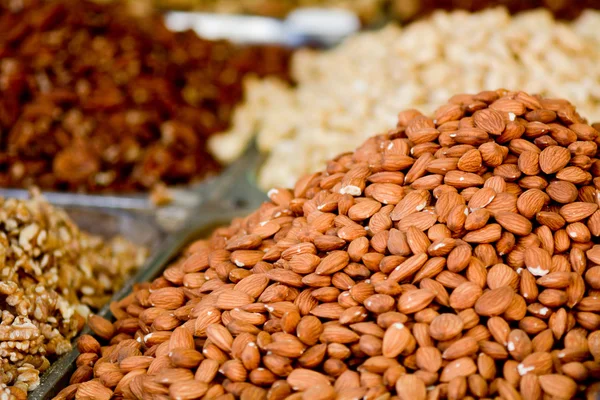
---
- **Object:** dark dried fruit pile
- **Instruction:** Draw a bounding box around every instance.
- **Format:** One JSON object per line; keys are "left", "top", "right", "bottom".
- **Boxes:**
{"left": 63, "top": 90, "right": 600, "bottom": 400}
{"left": 0, "top": 0, "right": 292, "bottom": 192}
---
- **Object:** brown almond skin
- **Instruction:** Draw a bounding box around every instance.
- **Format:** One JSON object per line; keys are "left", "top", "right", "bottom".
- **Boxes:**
{"left": 70, "top": 90, "right": 600, "bottom": 400}
{"left": 495, "top": 211, "right": 532, "bottom": 236}
{"left": 474, "top": 286, "right": 514, "bottom": 316}
{"left": 77, "top": 335, "right": 101, "bottom": 354}
{"left": 88, "top": 315, "right": 115, "bottom": 340}
{"left": 70, "top": 365, "right": 93, "bottom": 384}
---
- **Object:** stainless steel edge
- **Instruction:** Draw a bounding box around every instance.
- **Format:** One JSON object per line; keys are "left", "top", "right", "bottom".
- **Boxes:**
{"left": 155, "top": 142, "right": 269, "bottom": 231}
{"left": 203, "top": 141, "right": 268, "bottom": 209}
{"left": 0, "top": 178, "right": 214, "bottom": 214}
{"left": 0, "top": 189, "right": 149, "bottom": 210}
{"left": 62, "top": 206, "right": 165, "bottom": 250}
{"left": 29, "top": 208, "right": 252, "bottom": 399}
{"left": 164, "top": 9, "right": 361, "bottom": 47}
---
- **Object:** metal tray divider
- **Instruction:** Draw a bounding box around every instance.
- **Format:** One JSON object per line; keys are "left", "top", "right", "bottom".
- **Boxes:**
{"left": 202, "top": 141, "right": 268, "bottom": 209}
{"left": 155, "top": 142, "right": 268, "bottom": 231}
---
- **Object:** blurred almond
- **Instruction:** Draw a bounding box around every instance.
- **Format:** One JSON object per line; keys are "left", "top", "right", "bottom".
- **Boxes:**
{"left": 474, "top": 286, "right": 514, "bottom": 316}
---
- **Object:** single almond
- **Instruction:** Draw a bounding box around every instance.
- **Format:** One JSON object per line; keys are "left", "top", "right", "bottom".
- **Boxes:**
{"left": 287, "top": 369, "right": 330, "bottom": 391}
{"left": 88, "top": 315, "right": 115, "bottom": 340}
{"left": 495, "top": 211, "right": 532, "bottom": 236}
{"left": 382, "top": 322, "right": 412, "bottom": 358}
{"left": 395, "top": 374, "right": 426, "bottom": 400}
{"left": 474, "top": 286, "right": 514, "bottom": 316}
{"left": 539, "top": 146, "right": 571, "bottom": 174}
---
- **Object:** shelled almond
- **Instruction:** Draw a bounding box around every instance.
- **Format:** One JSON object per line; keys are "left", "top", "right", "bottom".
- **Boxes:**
{"left": 63, "top": 90, "right": 600, "bottom": 400}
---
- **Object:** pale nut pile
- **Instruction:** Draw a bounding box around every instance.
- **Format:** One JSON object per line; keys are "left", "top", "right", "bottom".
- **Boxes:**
{"left": 0, "top": 192, "right": 147, "bottom": 398}
{"left": 64, "top": 89, "right": 600, "bottom": 400}
{"left": 208, "top": 8, "right": 600, "bottom": 190}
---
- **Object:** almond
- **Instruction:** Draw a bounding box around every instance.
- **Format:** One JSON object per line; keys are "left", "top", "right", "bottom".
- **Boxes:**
{"left": 397, "top": 211, "right": 438, "bottom": 232}
{"left": 367, "top": 183, "right": 404, "bottom": 205}
{"left": 480, "top": 142, "right": 505, "bottom": 167}
{"left": 234, "top": 274, "right": 270, "bottom": 298}
{"left": 457, "top": 149, "right": 483, "bottom": 172}
{"left": 474, "top": 108, "right": 506, "bottom": 135}
{"left": 149, "top": 287, "right": 185, "bottom": 310}
{"left": 206, "top": 324, "right": 233, "bottom": 352}
{"left": 429, "top": 313, "right": 464, "bottom": 341}
{"left": 88, "top": 315, "right": 115, "bottom": 341}
{"left": 388, "top": 253, "right": 428, "bottom": 283}
{"left": 75, "top": 380, "right": 113, "bottom": 400}
{"left": 538, "top": 374, "right": 577, "bottom": 399}
{"left": 348, "top": 199, "right": 382, "bottom": 221}
{"left": 462, "top": 224, "right": 502, "bottom": 243}
{"left": 440, "top": 357, "right": 477, "bottom": 382}
{"left": 70, "top": 366, "right": 93, "bottom": 384}
{"left": 426, "top": 157, "right": 459, "bottom": 174}
{"left": 415, "top": 346, "right": 443, "bottom": 372}
{"left": 517, "top": 352, "right": 553, "bottom": 376}
{"left": 77, "top": 335, "right": 101, "bottom": 354}
{"left": 449, "top": 282, "right": 482, "bottom": 309}
{"left": 468, "top": 188, "right": 496, "bottom": 211}
{"left": 395, "top": 374, "right": 426, "bottom": 400}
{"left": 168, "top": 380, "right": 208, "bottom": 400}
{"left": 287, "top": 369, "right": 330, "bottom": 391}
{"left": 539, "top": 145, "right": 571, "bottom": 174}
{"left": 444, "top": 170, "right": 485, "bottom": 188}
{"left": 194, "top": 307, "right": 222, "bottom": 336}
{"left": 487, "top": 263, "right": 518, "bottom": 290}
{"left": 524, "top": 247, "right": 552, "bottom": 277}
{"left": 397, "top": 289, "right": 435, "bottom": 314}
{"left": 495, "top": 211, "right": 532, "bottom": 236}
{"left": 518, "top": 151, "right": 540, "bottom": 175}
{"left": 516, "top": 189, "right": 547, "bottom": 219}
{"left": 560, "top": 202, "right": 598, "bottom": 223}
{"left": 120, "top": 356, "right": 154, "bottom": 373}
{"left": 442, "top": 337, "right": 479, "bottom": 360}
{"left": 474, "top": 286, "right": 514, "bottom": 316}
{"left": 391, "top": 190, "right": 430, "bottom": 221}
{"left": 315, "top": 251, "right": 350, "bottom": 275}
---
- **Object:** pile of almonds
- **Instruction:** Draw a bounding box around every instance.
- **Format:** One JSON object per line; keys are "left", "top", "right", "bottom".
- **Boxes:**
{"left": 62, "top": 89, "right": 600, "bottom": 400}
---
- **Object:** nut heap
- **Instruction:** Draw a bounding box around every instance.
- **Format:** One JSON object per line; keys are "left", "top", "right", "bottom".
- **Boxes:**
{"left": 66, "top": 90, "right": 600, "bottom": 400}
{"left": 0, "top": 192, "right": 147, "bottom": 397}
{"left": 0, "top": 0, "right": 292, "bottom": 192}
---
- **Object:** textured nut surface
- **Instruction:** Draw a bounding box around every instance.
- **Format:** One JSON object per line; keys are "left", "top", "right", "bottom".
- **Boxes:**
{"left": 74, "top": 90, "right": 600, "bottom": 400}
{"left": 0, "top": 192, "right": 146, "bottom": 395}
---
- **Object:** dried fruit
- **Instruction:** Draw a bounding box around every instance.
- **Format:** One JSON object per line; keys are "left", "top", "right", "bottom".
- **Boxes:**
{"left": 0, "top": 0, "right": 292, "bottom": 192}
